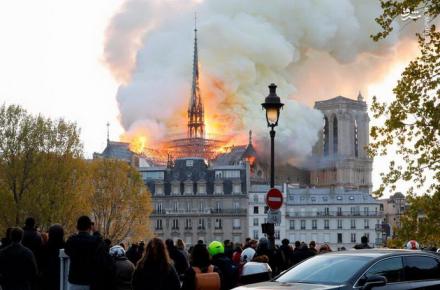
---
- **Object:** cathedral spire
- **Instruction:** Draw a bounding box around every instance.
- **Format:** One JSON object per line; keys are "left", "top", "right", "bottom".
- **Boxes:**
{"left": 188, "top": 14, "right": 205, "bottom": 139}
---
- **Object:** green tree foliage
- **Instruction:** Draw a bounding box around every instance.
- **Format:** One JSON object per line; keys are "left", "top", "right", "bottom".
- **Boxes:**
{"left": 89, "top": 159, "right": 153, "bottom": 244}
{"left": 370, "top": 1, "right": 440, "bottom": 197}
{"left": 0, "top": 104, "right": 86, "bottom": 233}
{"left": 394, "top": 193, "right": 440, "bottom": 247}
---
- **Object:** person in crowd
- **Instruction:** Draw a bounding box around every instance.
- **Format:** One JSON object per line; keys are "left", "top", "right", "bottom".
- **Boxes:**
{"left": 126, "top": 243, "right": 140, "bottom": 265}
{"left": 208, "top": 241, "right": 238, "bottom": 290}
{"left": 40, "top": 224, "right": 65, "bottom": 290}
{"left": 292, "top": 242, "right": 314, "bottom": 266}
{"left": 231, "top": 243, "right": 243, "bottom": 267}
{"left": 255, "top": 238, "right": 276, "bottom": 272}
{"left": 0, "top": 228, "right": 12, "bottom": 250}
{"left": 240, "top": 250, "right": 272, "bottom": 285}
{"left": 277, "top": 239, "right": 293, "bottom": 272}
{"left": 181, "top": 243, "right": 222, "bottom": 290}
{"left": 137, "top": 241, "right": 145, "bottom": 261}
{"left": 223, "top": 240, "right": 234, "bottom": 259}
{"left": 165, "top": 239, "right": 189, "bottom": 277}
{"left": 22, "top": 217, "right": 43, "bottom": 266}
{"left": 65, "top": 215, "right": 114, "bottom": 290}
{"left": 309, "top": 241, "right": 318, "bottom": 254}
{"left": 319, "top": 243, "right": 332, "bottom": 254}
{"left": 176, "top": 239, "right": 190, "bottom": 268}
{"left": 354, "top": 236, "right": 372, "bottom": 249}
{"left": 293, "top": 241, "right": 301, "bottom": 252}
{"left": 243, "top": 238, "right": 251, "bottom": 249}
{"left": 119, "top": 242, "right": 126, "bottom": 250}
{"left": 249, "top": 239, "right": 258, "bottom": 250}
{"left": 109, "top": 245, "right": 135, "bottom": 290}
{"left": 0, "top": 227, "right": 38, "bottom": 290}
{"left": 132, "top": 238, "right": 180, "bottom": 290}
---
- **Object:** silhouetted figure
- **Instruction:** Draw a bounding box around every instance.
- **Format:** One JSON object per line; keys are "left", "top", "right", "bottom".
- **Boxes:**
{"left": 110, "top": 245, "right": 135, "bottom": 290}
{"left": 22, "top": 217, "right": 43, "bottom": 266}
{"left": 126, "top": 243, "right": 140, "bottom": 265}
{"left": 40, "top": 224, "right": 65, "bottom": 290}
{"left": 276, "top": 239, "right": 293, "bottom": 272}
{"left": 354, "top": 236, "right": 372, "bottom": 249}
{"left": 0, "top": 227, "right": 38, "bottom": 290}
{"left": 165, "top": 239, "right": 189, "bottom": 277}
{"left": 292, "top": 243, "right": 314, "bottom": 265}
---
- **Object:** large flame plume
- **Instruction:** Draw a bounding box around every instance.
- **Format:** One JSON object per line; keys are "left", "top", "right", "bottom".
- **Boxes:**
{"left": 104, "top": 0, "right": 417, "bottom": 163}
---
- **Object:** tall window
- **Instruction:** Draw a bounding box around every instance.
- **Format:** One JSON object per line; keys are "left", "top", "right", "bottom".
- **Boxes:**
{"left": 253, "top": 218, "right": 259, "bottom": 226}
{"left": 351, "top": 233, "right": 356, "bottom": 243}
{"left": 354, "top": 119, "right": 359, "bottom": 157}
{"left": 215, "top": 218, "right": 222, "bottom": 229}
{"left": 233, "top": 219, "right": 241, "bottom": 230}
{"left": 253, "top": 206, "right": 259, "bottom": 214}
{"left": 351, "top": 219, "right": 356, "bottom": 229}
{"left": 337, "top": 219, "right": 343, "bottom": 229}
{"left": 333, "top": 116, "right": 338, "bottom": 154}
{"left": 364, "top": 219, "right": 369, "bottom": 229}
{"left": 289, "top": 220, "right": 295, "bottom": 230}
{"left": 155, "top": 219, "right": 163, "bottom": 230}
{"left": 324, "top": 219, "right": 329, "bottom": 229}
{"left": 337, "top": 233, "right": 343, "bottom": 243}
{"left": 301, "top": 220, "right": 306, "bottom": 230}
{"left": 323, "top": 116, "right": 329, "bottom": 156}
{"left": 198, "top": 219, "right": 205, "bottom": 230}
{"left": 172, "top": 219, "right": 179, "bottom": 230}
{"left": 312, "top": 220, "right": 317, "bottom": 230}
{"left": 185, "top": 219, "right": 192, "bottom": 229}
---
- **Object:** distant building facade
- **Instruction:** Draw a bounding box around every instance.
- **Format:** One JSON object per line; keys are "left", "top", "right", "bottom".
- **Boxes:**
{"left": 285, "top": 187, "right": 383, "bottom": 249}
{"left": 380, "top": 192, "right": 407, "bottom": 238}
{"left": 141, "top": 157, "right": 249, "bottom": 245}
{"left": 310, "top": 94, "right": 372, "bottom": 190}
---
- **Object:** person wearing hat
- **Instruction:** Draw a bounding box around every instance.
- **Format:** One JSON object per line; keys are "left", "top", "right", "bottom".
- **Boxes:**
{"left": 208, "top": 241, "right": 238, "bottom": 290}
{"left": 110, "top": 245, "right": 135, "bottom": 290}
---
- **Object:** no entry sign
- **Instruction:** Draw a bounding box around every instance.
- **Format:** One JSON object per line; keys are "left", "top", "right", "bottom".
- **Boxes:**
{"left": 266, "top": 188, "right": 283, "bottom": 210}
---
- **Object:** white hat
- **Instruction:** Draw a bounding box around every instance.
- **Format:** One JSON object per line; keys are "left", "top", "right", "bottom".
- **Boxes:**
{"left": 241, "top": 247, "right": 256, "bottom": 263}
{"left": 110, "top": 245, "right": 126, "bottom": 257}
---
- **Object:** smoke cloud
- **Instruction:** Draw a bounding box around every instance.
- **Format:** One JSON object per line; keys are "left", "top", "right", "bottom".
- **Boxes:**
{"left": 104, "top": 0, "right": 411, "bottom": 163}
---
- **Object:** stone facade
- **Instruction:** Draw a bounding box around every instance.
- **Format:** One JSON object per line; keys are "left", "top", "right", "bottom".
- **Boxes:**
{"left": 310, "top": 94, "right": 372, "bottom": 190}
{"left": 285, "top": 186, "right": 383, "bottom": 249}
{"left": 380, "top": 192, "right": 407, "bottom": 238}
{"left": 141, "top": 157, "right": 249, "bottom": 245}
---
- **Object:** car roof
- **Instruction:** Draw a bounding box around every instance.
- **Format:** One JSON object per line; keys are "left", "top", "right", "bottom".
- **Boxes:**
{"left": 321, "top": 248, "right": 439, "bottom": 259}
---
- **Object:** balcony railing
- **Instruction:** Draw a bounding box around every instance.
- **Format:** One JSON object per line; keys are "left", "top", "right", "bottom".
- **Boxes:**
{"left": 286, "top": 211, "right": 383, "bottom": 218}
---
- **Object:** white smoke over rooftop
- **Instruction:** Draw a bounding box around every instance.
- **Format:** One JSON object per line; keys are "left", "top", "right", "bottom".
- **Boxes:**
{"left": 104, "top": 0, "right": 409, "bottom": 162}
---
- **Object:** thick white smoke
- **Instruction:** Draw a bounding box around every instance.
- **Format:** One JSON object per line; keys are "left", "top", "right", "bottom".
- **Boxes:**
{"left": 104, "top": 0, "right": 407, "bottom": 162}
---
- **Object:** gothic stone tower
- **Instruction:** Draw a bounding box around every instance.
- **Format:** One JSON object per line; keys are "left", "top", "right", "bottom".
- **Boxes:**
{"left": 187, "top": 23, "right": 205, "bottom": 139}
{"left": 310, "top": 93, "right": 372, "bottom": 190}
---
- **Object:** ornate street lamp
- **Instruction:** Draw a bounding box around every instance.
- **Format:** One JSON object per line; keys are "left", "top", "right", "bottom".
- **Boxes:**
{"left": 262, "top": 83, "right": 284, "bottom": 188}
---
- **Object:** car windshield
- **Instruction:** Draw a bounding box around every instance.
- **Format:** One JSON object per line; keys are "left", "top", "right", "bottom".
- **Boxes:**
{"left": 276, "top": 254, "right": 373, "bottom": 285}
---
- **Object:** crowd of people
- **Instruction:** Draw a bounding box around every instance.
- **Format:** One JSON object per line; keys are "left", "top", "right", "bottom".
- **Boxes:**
{"left": 0, "top": 215, "right": 378, "bottom": 290}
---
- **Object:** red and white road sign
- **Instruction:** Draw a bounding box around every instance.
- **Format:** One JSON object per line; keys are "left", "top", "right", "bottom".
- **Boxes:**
{"left": 266, "top": 188, "right": 283, "bottom": 210}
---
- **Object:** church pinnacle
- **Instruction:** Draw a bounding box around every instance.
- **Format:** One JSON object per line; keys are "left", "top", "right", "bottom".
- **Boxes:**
{"left": 188, "top": 14, "right": 205, "bottom": 139}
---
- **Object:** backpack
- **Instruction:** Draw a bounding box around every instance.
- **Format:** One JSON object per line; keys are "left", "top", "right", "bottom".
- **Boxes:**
{"left": 193, "top": 265, "right": 221, "bottom": 290}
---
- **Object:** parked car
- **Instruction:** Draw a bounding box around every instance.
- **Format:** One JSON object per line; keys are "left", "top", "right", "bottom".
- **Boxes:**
{"left": 233, "top": 249, "right": 440, "bottom": 289}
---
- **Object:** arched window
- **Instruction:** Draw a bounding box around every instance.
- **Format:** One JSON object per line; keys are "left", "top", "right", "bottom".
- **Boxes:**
{"left": 323, "top": 116, "right": 329, "bottom": 156}
{"left": 333, "top": 116, "right": 338, "bottom": 154}
{"left": 354, "top": 119, "right": 359, "bottom": 157}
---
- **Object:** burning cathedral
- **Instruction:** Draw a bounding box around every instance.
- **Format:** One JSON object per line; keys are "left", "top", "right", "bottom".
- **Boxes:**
{"left": 94, "top": 23, "right": 378, "bottom": 246}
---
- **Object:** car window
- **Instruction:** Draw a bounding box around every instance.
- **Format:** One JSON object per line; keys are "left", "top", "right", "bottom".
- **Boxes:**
{"left": 359, "top": 256, "right": 403, "bottom": 285}
{"left": 404, "top": 256, "right": 440, "bottom": 281}
{"left": 276, "top": 254, "right": 372, "bottom": 285}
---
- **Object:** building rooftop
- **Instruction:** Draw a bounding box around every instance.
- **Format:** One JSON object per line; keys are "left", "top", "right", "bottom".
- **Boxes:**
{"left": 287, "top": 187, "right": 378, "bottom": 205}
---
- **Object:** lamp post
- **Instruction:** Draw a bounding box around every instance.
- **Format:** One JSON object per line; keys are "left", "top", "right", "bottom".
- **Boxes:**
{"left": 262, "top": 83, "right": 284, "bottom": 188}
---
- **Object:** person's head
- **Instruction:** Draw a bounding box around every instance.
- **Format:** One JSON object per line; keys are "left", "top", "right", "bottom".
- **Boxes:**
{"left": 309, "top": 241, "right": 316, "bottom": 248}
{"left": 119, "top": 242, "right": 126, "bottom": 250}
{"left": 361, "top": 236, "right": 369, "bottom": 244}
{"left": 234, "top": 242, "right": 242, "bottom": 251}
{"left": 10, "top": 227, "right": 24, "bottom": 244}
{"left": 24, "top": 217, "right": 36, "bottom": 229}
{"left": 319, "top": 244, "right": 332, "bottom": 253}
{"left": 257, "top": 237, "right": 269, "bottom": 251}
{"left": 165, "top": 239, "right": 175, "bottom": 250}
{"left": 208, "top": 241, "right": 224, "bottom": 257}
{"left": 191, "top": 243, "right": 211, "bottom": 268}
{"left": 197, "top": 239, "right": 204, "bottom": 245}
{"left": 295, "top": 240, "right": 301, "bottom": 248}
{"left": 76, "top": 216, "right": 92, "bottom": 232}
{"left": 224, "top": 239, "right": 231, "bottom": 248}
{"left": 282, "top": 239, "right": 290, "bottom": 246}
{"left": 176, "top": 239, "right": 185, "bottom": 250}
{"left": 48, "top": 224, "right": 64, "bottom": 245}
{"left": 250, "top": 239, "right": 258, "bottom": 249}
{"left": 110, "top": 245, "right": 126, "bottom": 258}
{"left": 138, "top": 238, "right": 171, "bottom": 271}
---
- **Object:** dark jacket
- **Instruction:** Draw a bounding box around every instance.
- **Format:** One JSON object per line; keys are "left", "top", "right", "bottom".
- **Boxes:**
{"left": 0, "top": 243, "right": 38, "bottom": 290}
{"left": 291, "top": 246, "right": 314, "bottom": 266}
{"left": 276, "top": 244, "right": 293, "bottom": 272}
{"left": 22, "top": 226, "right": 42, "bottom": 266}
{"left": 113, "top": 257, "right": 135, "bottom": 290}
{"left": 39, "top": 240, "right": 65, "bottom": 290}
{"left": 132, "top": 264, "right": 180, "bottom": 290}
{"left": 181, "top": 265, "right": 222, "bottom": 290}
{"left": 211, "top": 254, "right": 237, "bottom": 290}
{"left": 168, "top": 246, "right": 189, "bottom": 276}
{"left": 65, "top": 231, "right": 115, "bottom": 290}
